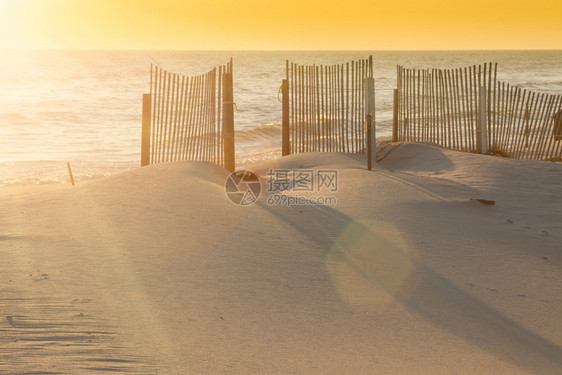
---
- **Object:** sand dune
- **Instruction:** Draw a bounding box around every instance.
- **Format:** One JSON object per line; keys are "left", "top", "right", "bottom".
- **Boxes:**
{"left": 1, "top": 143, "right": 561, "bottom": 374}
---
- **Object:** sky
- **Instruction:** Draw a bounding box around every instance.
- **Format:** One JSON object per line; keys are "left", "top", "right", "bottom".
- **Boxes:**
{"left": 0, "top": 0, "right": 560, "bottom": 50}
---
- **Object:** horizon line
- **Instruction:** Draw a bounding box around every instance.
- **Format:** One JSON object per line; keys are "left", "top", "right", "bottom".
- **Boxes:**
{"left": 1, "top": 48, "right": 561, "bottom": 52}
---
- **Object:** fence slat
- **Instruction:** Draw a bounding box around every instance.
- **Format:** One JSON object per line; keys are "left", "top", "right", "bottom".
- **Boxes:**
{"left": 141, "top": 93, "right": 151, "bottom": 167}
{"left": 170, "top": 73, "right": 180, "bottom": 160}
{"left": 151, "top": 66, "right": 159, "bottom": 164}
{"left": 282, "top": 78, "right": 290, "bottom": 156}
{"left": 222, "top": 72, "right": 235, "bottom": 171}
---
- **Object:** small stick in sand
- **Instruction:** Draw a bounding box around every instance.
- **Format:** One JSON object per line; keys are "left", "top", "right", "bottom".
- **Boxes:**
{"left": 67, "top": 162, "right": 75, "bottom": 186}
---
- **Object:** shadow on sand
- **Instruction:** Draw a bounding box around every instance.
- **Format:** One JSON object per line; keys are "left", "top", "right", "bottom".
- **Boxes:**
{"left": 255, "top": 157, "right": 562, "bottom": 374}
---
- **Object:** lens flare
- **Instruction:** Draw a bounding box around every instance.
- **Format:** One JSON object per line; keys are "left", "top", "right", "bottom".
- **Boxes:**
{"left": 325, "top": 219, "right": 423, "bottom": 313}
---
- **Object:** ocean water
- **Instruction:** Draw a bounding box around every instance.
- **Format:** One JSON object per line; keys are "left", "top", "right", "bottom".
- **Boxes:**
{"left": 0, "top": 50, "right": 561, "bottom": 185}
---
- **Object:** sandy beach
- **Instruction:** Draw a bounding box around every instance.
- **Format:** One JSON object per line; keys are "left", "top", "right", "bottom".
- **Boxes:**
{"left": 1, "top": 142, "right": 561, "bottom": 374}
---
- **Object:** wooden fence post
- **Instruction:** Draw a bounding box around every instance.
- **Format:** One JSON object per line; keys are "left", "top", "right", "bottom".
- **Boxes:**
{"left": 477, "top": 86, "right": 488, "bottom": 155}
{"left": 223, "top": 72, "right": 235, "bottom": 172}
{"left": 141, "top": 93, "right": 151, "bottom": 167}
{"left": 365, "top": 77, "right": 376, "bottom": 170}
{"left": 392, "top": 88, "right": 398, "bottom": 142}
{"left": 282, "top": 79, "right": 291, "bottom": 156}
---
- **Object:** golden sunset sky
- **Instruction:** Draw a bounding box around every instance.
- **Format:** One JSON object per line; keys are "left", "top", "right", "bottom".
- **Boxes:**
{"left": 0, "top": 0, "right": 560, "bottom": 50}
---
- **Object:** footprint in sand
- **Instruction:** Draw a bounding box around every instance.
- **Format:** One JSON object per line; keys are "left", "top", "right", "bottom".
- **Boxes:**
{"left": 29, "top": 272, "right": 49, "bottom": 282}
{"left": 71, "top": 298, "right": 93, "bottom": 304}
{"left": 6, "top": 316, "right": 15, "bottom": 327}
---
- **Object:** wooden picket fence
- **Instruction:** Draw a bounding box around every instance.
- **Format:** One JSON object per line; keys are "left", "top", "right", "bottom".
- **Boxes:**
{"left": 394, "top": 63, "right": 562, "bottom": 161}
{"left": 281, "top": 56, "right": 374, "bottom": 155}
{"left": 141, "top": 59, "right": 235, "bottom": 170}
{"left": 492, "top": 82, "right": 562, "bottom": 160}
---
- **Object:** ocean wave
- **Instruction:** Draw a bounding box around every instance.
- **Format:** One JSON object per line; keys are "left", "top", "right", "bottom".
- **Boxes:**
{"left": 236, "top": 148, "right": 281, "bottom": 167}
{"left": 516, "top": 82, "right": 539, "bottom": 88}
{"left": 253, "top": 72, "right": 272, "bottom": 79}
{"left": 0, "top": 160, "right": 136, "bottom": 186}
{"left": 514, "top": 81, "right": 562, "bottom": 91}
{"left": 236, "top": 123, "right": 282, "bottom": 142}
